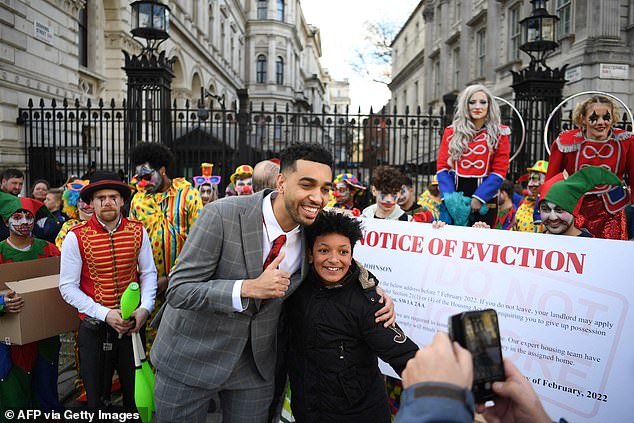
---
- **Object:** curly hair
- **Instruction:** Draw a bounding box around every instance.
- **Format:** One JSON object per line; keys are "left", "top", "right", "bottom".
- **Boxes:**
{"left": 279, "top": 143, "right": 333, "bottom": 174}
{"left": 371, "top": 165, "right": 403, "bottom": 195}
{"left": 572, "top": 95, "right": 619, "bottom": 129}
{"left": 305, "top": 210, "right": 364, "bottom": 251}
{"left": 449, "top": 84, "right": 503, "bottom": 166}
{"left": 130, "top": 142, "right": 175, "bottom": 169}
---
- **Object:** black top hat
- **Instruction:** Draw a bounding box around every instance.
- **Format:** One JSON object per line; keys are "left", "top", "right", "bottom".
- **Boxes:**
{"left": 80, "top": 171, "right": 131, "bottom": 203}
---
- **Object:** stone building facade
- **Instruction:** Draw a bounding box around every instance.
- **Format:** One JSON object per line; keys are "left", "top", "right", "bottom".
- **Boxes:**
{"left": 389, "top": 0, "right": 634, "bottom": 115}
{"left": 0, "top": 0, "right": 338, "bottom": 170}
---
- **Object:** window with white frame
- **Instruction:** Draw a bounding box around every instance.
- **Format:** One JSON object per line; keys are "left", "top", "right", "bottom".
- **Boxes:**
{"left": 276, "top": 0, "right": 284, "bottom": 21}
{"left": 433, "top": 60, "right": 440, "bottom": 99}
{"left": 208, "top": 4, "right": 214, "bottom": 44}
{"left": 509, "top": 4, "right": 521, "bottom": 61}
{"left": 257, "top": 0, "right": 267, "bottom": 19}
{"left": 276, "top": 56, "right": 284, "bottom": 84}
{"left": 556, "top": 0, "right": 572, "bottom": 36}
{"left": 477, "top": 29, "right": 486, "bottom": 77}
{"left": 454, "top": 0, "right": 461, "bottom": 25}
{"left": 256, "top": 55, "right": 267, "bottom": 83}
{"left": 452, "top": 47, "right": 460, "bottom": 89}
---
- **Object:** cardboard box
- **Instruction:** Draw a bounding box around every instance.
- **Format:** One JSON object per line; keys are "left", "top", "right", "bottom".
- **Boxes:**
{"left": 0, "top": 256, "right": 79, "bottom": 345}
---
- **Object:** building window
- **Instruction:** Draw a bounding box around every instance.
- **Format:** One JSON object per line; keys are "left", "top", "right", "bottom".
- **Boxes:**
{"left": 435, "top": 6, "right": 442, "bottom": 40}
{"left": 414, "top": 81, "right": 419, "bottom": 108}
{"left": 276, "top": 0, "right": 284, "bottom": 21}
{"left": 477, "top": 29, "right": 486, "bottom": 77}
{"left": 276, "top": 56, "right": 284, "bottom": 84}
{"left": 256, "top": 55, "right": 267, "bottom": 83}
{"left": 257, "top": 0, "right": 267, "bottom": 19}
{"left": 220, "top": 20, "right": 226, "bottom": 56}
{"left": 557, "top": 0, "right": 572, "bottom": 35}
{"left": 433, "top": 60, "right": 440, "bottom": 99}
{"left": 208, "top": 4, "right": 214, "bottom": 44}
{"left": 78, "top": 5, "right": 88, "bottom": 67}
{"left": 452, "top": 47, "right": 460, "bottom": 89}
{"left": 403, "top": 89, "right": 408, "bottom": 111}
{"left": 454, "top": 0, "right": 461, "bottom": 25}
{"left": 509, "top": 4, "right": 521, "bottom": 61}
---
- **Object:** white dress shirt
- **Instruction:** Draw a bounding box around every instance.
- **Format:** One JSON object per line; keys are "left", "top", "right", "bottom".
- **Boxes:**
{"left": 59, "top": 218, "right": 158, "bottom": 322}
{"left": 231, "top": 191, "right": 302, "bottom": 310}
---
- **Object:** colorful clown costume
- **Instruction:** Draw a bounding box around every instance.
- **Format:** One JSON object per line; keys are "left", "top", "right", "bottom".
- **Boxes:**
{"left": 547, "top": 128, "right": 634, "bottom": 239}
{"left": 0, "top": 238, "right": 62, "bottom": 416}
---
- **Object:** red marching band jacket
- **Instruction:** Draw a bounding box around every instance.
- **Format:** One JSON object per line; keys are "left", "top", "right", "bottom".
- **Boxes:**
{"left": 70, "top": 214, "right": 145, "bottom": 319}
{"left": 547, "top": 128, "right": 634, "bottom": 213}
{"left": 436, "top": 125, "right": 511, "bottom": 203}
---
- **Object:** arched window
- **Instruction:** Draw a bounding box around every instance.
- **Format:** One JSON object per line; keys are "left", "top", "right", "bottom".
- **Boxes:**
{"left": 276, "top": 56, "right": 284, "bottom": 85}
{"left": 276, "top": 0, "right": 284, "bottom": 21}
{"left": 256, "top": 55, "right": 267, "bottom": 83}
{"left": 257, "top": 0, "right": 267, "bottom": 19}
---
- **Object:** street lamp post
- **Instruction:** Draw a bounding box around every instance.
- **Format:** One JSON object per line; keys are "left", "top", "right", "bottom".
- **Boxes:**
{"left": 123, "top": 0, "right": 174, "bottom": 152}
{"left": 511, "top": 0, "right": 567, "bottom": 178}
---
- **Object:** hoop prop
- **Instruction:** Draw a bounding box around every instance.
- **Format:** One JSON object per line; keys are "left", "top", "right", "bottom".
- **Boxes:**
{"left": 494, "top": 96, "right": 526, "bottom": 163}
{"left": 544, "top": 91, "right": 634, "bottom": 155}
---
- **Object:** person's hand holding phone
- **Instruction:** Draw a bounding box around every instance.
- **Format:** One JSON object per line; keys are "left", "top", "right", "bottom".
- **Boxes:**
{"left": 477, "top": 359, "right": 552, "bottom": 423}
{"left": 402, "top": 331, "right": 473, "bottom": 389}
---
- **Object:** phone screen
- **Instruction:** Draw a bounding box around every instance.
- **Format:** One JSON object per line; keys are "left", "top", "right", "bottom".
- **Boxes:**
{"left": 462, "top": 309, "right": 505, "bottom": 401}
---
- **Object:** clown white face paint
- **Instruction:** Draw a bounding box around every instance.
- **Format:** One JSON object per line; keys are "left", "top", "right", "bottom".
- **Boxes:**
{"left": 397, "top": 185, "right": 412, "bottom": 207}
{"left": 235, "top": 177, "right": 253, "bottom": 195}
{"left": 539, "top": 201, "right": 574, "bottom": 235}
{"left": 8, "top": 210, "right": 34, "bottom": 236}
{"left": 375, "top": 190, "right": 398, "bottom": 216}
{"left": 527, "top": 172, "right": 545, "bottom": 197}
{"left": 334, "top": 182, "right": 351, "bottom": 205}
{"left": 135, "top": 163, "right": 163, "bottom": 194}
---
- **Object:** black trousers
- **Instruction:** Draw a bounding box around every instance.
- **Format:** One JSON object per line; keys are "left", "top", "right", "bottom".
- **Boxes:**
{"left": 77, "top": 318, "right": 145, "bottom": 411}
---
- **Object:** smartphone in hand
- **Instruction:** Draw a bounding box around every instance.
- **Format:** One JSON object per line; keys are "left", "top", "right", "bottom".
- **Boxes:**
{"left": 448, "top": 309, "right": 505, "bottom": 403}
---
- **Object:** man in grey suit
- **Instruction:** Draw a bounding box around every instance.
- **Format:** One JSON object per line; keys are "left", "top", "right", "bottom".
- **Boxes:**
{"left": 151, "top": 144, "right": 393, "bottom": 423}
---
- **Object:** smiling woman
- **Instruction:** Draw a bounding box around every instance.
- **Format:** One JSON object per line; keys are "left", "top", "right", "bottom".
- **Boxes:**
{"left": 436, "top": 84, "right": 511, "bottom": 227}
{"left": 546, "top": 95, "right": 634, "bottom": 240}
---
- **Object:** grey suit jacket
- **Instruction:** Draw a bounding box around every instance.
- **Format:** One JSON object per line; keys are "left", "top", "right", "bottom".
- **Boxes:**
{"left": 150, "top": 190, "right": 307, "bottom": 389}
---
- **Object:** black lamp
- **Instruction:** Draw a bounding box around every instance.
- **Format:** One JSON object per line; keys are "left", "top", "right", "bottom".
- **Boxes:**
{"left": 519, "top": 0, "right": 559, "bottom": 66}
{"left": 131, "top": 0, "right": 171, "bottom": 53}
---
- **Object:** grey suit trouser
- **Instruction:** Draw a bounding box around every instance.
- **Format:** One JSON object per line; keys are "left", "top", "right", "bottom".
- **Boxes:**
{"left": 154, "top": 341, "right": 274, "bottom": 423}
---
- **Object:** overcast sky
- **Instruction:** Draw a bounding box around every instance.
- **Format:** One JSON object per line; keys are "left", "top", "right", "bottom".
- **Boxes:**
{"left": 301, "top": 0, "right": 419, "bottom": 112}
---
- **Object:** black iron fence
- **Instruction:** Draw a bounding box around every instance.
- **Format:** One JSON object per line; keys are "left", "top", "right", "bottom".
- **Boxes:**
{"left": 19, "top": 96, "right": 630, "bottom": 195}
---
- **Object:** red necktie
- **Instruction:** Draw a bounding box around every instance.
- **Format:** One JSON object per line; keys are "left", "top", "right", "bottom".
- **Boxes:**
{"left": 264, "top": 234, "right": 286, "bottom": 270}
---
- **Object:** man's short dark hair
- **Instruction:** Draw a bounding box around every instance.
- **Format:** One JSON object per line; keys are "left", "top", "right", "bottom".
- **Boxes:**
{"left": 279, "top": 143, "right": 333, "bottom": 173}
{"left": 2, "top": 168, "right": 24, "bottom": 181}
{"left": 402, "top": 175, "right": 413, "bottom": 187}
{"left": 500, "top": 179, "right": 514, "bottom": 197}
{"left": 130, "top": 142, "right": 175, "bottom": 170}
{"left": 305, "top": 210, "right": 364, "bottom": 251}
{"left": 371, "top": 165, "right": 403, "bottom": 195}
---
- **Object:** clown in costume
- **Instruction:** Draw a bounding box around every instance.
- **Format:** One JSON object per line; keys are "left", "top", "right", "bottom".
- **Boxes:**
{"left": 513, "top": 160, "right": 548, "bottom": 233}
{"left": 0, "top": 193, "right": 62, "bottom": 416}
{"left": 193, "top": 163, "right": 221, "bottom": 206}
{"left": 328, "top": 173, "right": 367, "bottom": 215}
{"left": 56, "top": 179, "right": 92, "bottom": 249}
{"left": 539, "top": 167, "right": 622, "bottom": 237}
{"left": 130, "top": 143, "right": 202, "bottom": 292}
{"left": 129, "top": 143, "right": 201, "bottom": 354}
{"left": 416, "top": 177, "right": 442, "bottom": 222}
{"left": 59, "top": 171, "right": 157, "bottom": 411}
{"left": 230, "top": 164, "right": 254, "bottom": 196}
{"left": 437, "top": 84, "right": 510, "bottom": 227}
{"left": 546, "top": 95, "right": 634, "bottom": 239}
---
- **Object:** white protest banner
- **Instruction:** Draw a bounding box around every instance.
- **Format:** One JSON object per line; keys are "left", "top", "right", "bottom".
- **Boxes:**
{"left": 353, "top": 218, "right": 633, "bottom": 421}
